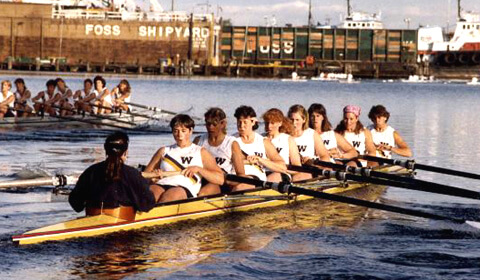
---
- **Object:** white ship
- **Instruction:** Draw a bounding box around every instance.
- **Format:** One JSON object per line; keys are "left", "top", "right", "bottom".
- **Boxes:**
{"left": 418, "top": 2, "right": 480, "bottom": 65}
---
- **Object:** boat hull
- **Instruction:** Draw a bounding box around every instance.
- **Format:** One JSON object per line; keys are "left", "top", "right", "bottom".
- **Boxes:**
{"left": 0, "top": 112, "right": 171, "bottom": 132}
{"left": 12, "top": 166, "right": 406, "bottom": 245}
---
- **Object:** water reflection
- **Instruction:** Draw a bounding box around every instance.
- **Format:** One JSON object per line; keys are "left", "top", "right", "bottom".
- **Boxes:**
{"left": 66, "top": 185, "right": 384, "bottom": 278}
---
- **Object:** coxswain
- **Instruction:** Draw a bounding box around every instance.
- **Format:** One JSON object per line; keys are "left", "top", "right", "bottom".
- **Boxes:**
{"left": 334, "top": 105, "right": 377, "bottom": 166}
{"left": 367, "top": 105, "right": 412, "bottom": 158}
{"left": 69, "top": 132, "right": 157, "bottom": 221}
{"left": 56, "top": 78, "right": 74, "bottom": 116}
{"left": 73, "top": 78, "right": 93, "bottom": 112}
{"left": 262, "top": 108, "right": 308, "bottom": 182}
{"left": 13, "top": 78, "right": 33, "bottom": 117}
{"left": 32, "top": 79, "right": 61, "bottom": 116}
{"left": 287, "top": 104, "right": 330, "bottom": 172}
{"left": 111, "top": 79, "right": 132, "bottom": 112}
{"left": 0, "top": 80, "right": 15, "bottom": 119}
{"left": 308, "top": 103, "right": 358, "bottom": 162}
{"left": 193, "top": 107, "right": 245, "bottom": 196}
{"left": 145, "top": 114, "right": 224, "bottom": 202}
{"left": 233, "top": 105, "right": 286, "bottom": 190}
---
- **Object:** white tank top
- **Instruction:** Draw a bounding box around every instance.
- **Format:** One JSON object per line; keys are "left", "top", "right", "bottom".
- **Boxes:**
{"left": 157, "top": 143, "right": 204, "bottom": 197}
{"left": 321, "top": 130, "right": 338, "bottom": 150}
{"left": 369, "top": 125, "right": 396, "bottom": 158}
{"left": 344, "top": 131, "right": 366, "bottom": 155}
{"left": 61, "top": 88, "right": 74, "bottom": 104}
{"left": 293, "top": 128, "right": 316, "bottom": 159}
{"left": 113, "top": 88, "right": 132, "bottom": 109}
{"left": 236, "top": 132, "right": 267, "bottom": 181}
{"left": 197, "top": 134, "right": 236, "bottom": 174}
{"left": 269, "top": 133, "right": 290, "bottom": 165}
{"left": 93, "top": 88, "right": 107, "bottom": 99}
{"left": 0, "top": 91, "right": 14, "bottom": 108}
{"left": 76, "top": 89, "right": 90, "bottom": 101}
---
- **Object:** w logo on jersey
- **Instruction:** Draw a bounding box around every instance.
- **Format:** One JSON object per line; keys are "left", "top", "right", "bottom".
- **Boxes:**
{"left": 181, "top": 156, "right": 193, "bottom": 164}
{"left": 297, "top": 145, "right": 307, "bottom": 152}
{"left": 352, "top": 141, "right": 361, "bottom": 148}
{"left": 216, "top": 157, "right": 226, "bottom": 165}
{"left": 254, "top": 152, "right": 264, "bottom": 157}
{"left": 323, "top": 140, "right": 330, "bottom": 145}
{"left": 276, "top": 147, "right": 283, "bottom": 153}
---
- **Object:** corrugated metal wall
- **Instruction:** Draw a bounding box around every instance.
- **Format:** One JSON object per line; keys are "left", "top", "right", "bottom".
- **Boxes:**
{"left": 220, "top": 26, "right": 417, "bottom": 65}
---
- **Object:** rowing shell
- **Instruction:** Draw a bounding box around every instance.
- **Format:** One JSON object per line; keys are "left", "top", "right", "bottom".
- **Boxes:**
{"left": 12, "top": 166, "right": 407, "bottom": 245}
{"left": 0, "top": 112, "right": 171, "bottom": 132}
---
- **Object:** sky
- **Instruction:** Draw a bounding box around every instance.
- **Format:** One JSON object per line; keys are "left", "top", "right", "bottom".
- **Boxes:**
{"left": 159, "top": 0, "right": 480, "bottom": 30}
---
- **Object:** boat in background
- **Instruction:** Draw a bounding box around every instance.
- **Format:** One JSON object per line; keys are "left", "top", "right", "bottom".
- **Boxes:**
{"left": 467, "top": 77, "right": 480, "bottom": 85}
{"left": 400, "top": 75, "right": 436, "bottom": 83}
{"left": 0, "top": 111, "right": 172, "bottom": 132}
{"left": 281, "top": 71, "right": 308, "bottom": 82}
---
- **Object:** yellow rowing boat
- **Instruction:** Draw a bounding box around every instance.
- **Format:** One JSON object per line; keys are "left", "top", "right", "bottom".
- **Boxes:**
{"left": 12, "top": 166, "right": 407, "bottom": 245}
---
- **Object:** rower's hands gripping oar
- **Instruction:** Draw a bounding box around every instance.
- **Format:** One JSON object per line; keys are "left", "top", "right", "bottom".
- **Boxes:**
{"left": 360, "top": 155, "right": 480, "bottom": 180}
{"left": 310, "top": 159, "right": 480, "bottom": 201}
{"left": 224, "top": 174, "right": 480, "bottom": 230}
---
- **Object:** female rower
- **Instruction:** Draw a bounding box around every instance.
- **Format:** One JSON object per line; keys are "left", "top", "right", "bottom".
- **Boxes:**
{"left": 308, "top": 103, "right": 358, "bottom": 161}
{"left": 73, "top": 78, "right": 93, "bottom": 112}
{"left": 111, "top": 79, "right": 132, "bottom": 111}
{"left": 13, "top": 78, "right": 33, "bottom": 117}
{"left": 0, "top": 80, "right": 15, "bottom": 119}
{"left": 69, "top": 132, "right": 157, "bottom": 220}
{"left": 234, "top": 105, "right": 286, "bottom": 190}
{"left": 287, "top": 104, "right": 330, "bottom": 168}
{"left": 367, "top": 105, "right": 412, "bottom": 158}
{"left": 335, "top": 105, "right": 376, "bottom": 166}
{"left": 85, "top": 75, "right": 110, "bottom": 114}
{"left": 32, "top": 79, "right": 61, "bottom": 116}
{"left": 56, "top": 78, "right": 74, "bottom": 116}
{"left": 262, "top": 108, "right": 307, "bottom": 182}
{"left": 193, "top": 107, "right": 245, "bottom": 196}
{"left": 145, "top": 114, "right": 224, "bottom": 202}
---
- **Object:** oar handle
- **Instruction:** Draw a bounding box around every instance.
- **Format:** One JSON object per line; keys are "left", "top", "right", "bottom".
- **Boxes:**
{"left": 142, "top": 171, "right": 181, "bottom": 179}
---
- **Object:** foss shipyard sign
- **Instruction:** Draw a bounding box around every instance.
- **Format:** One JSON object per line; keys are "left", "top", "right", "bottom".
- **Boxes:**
{"left": 85, "top": 24, "right": 210, "bottom": 47}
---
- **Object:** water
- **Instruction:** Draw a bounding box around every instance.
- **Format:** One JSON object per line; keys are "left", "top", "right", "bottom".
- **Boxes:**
{"left": 1, "top": 75, "right": 480, "bottom": 279}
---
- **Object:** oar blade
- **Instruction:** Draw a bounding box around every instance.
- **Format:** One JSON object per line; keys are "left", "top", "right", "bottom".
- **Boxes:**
{"left": 465, "top": 220, "right": 480, "bottom": 230}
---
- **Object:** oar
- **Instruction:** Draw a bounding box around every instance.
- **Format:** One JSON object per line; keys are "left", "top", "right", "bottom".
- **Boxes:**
{"left": 225, "top": 174, "right": 480, "bottom": 229}
{"left": 125, "top": 102, "right": 202, "bottom": 121}
{"left": 0, "top": 174, "right": 78, "bottom": 189}
{"left": 310, "top": 160, "right": 480, "bottom": 201}
{"left": 360, "top": 155, "right": 480, "bottom": 180}
{"left": 89, "top": 103, "right": 171, "bottom": 122}
{"left": 0, "top": 171, "right": 181, "bottom": 190}
{"left": 36, "top": 103, "right": 161, "bottom": 132}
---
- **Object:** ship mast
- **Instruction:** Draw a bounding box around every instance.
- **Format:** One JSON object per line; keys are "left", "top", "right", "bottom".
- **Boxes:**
{"left": 457, "top": 0, "right": 462, "bottom": 20}
{"left": 308, "top": 0, "right": 313, "bottom": 26}
{"left": 347, "top": 0, "right": 352, "bottom": 17}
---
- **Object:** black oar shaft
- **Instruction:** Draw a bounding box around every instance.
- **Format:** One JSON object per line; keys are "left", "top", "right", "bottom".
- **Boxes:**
{"left": 225, "top": 174, "right": 469, "bottom": 226}
{"left": 360, "top": 155, "right": 480, "bottom": 180}
{"left": 311, "top": 160, "right": 480, "bottom": 200}
{"left": 415, "top": 163, "right": 480, "bottom": 180}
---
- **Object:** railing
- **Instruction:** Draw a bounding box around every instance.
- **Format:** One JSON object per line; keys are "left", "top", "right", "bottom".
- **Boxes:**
{"left": 52, "top": 9, "right": 214, "bottom": 22}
